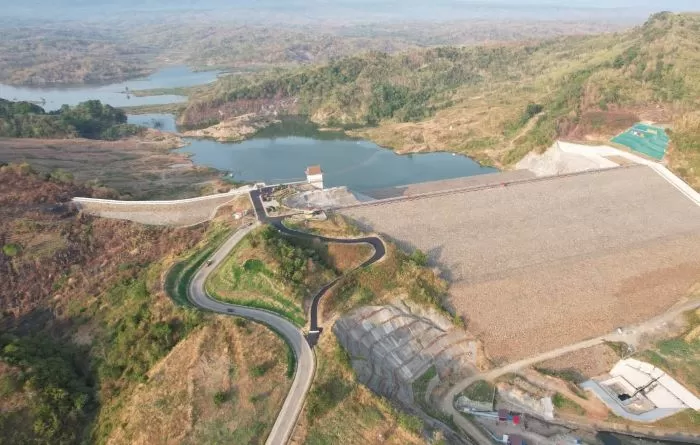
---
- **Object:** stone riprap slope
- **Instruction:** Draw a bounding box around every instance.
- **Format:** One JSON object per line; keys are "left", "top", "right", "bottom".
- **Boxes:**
{"left": 363, "top": 170, "right": 534, "bottom": 200}
{"left": 333, "top": 301, "right": 478, "bottom": 405}
{"left": 340, "top": 166, "right": 700, "bottom": 361}
{"left": 73, "top": 186, "right": 254, "bottom": 226}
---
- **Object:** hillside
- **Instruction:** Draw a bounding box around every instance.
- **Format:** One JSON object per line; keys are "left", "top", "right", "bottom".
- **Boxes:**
{"left": 0, "top": 19, "right": 623, "bottom": 87}
{"left": 182, "top": 12, "right": 700, "bottom": 186}
{"left": 0, "top": 165, "right": 291, "bottom": 444}
{"left": 0, "top": 27, "right": 150, "bottom": 86}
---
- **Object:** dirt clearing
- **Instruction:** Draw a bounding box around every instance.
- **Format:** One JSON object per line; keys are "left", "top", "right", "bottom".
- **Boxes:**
{"left": 0, "top": 134, "right": 217, "bottom": 199}
{"left": 341, "top": 166, "right": 700, "bottom": 362}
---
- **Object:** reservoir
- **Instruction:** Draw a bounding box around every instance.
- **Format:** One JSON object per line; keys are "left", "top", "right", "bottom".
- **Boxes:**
{"left": 2, "top": 71, "right": 498, "bottom": 191}
{"left": 0, "top": 66, "right": 221, "bottom": 111}
{"left": 129, "top": 114, "right": 498, "bottom": 191}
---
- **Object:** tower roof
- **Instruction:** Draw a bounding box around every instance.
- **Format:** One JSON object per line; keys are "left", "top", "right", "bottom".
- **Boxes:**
{"left": 306, "top": 165, "right": 322, "bottom": 175}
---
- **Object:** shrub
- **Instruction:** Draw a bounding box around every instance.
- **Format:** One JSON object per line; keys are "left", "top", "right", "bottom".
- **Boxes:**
{"left": 213, "top": 390, "right": 229, "bottom": 406}
{"left": 2, "top": 243, "right": 21, "bottom": 257}
{"left": 0, "top": 334, "right": 93, "bottom": 445}
{"left": 397, "top": 412, "right": 423, "bottom": 435}
{"left": 409, "top": 249, "right": 429, "bottom": 266}
{"left": 49, "top": 169, "right": 74, "bottom": 183}
{"left": 250, "top": 360, "right": 276, "bottom": 378}
{"left": 306, "top": 374, "right": 353, "bottom": 421}
{"left": 462, "top": 380, "right": 495, "bottom": 403}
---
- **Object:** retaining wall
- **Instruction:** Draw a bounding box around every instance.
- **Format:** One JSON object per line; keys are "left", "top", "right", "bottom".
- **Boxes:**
{"left": 73, "top": 186, "right": 255, "bottom": 226}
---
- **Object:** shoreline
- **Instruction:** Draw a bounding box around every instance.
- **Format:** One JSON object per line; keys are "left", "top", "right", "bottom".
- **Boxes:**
{"left": 173, "top": 113, "right": 494, "bottom": 166}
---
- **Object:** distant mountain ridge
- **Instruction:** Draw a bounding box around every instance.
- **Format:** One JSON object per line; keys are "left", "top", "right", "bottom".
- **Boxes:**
{"left": 3, "top": 0, "right": 696, "bottom": 23}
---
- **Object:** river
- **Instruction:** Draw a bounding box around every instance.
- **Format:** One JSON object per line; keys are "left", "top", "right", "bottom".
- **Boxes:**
{"left": 0, "top": 66, "right": 221, "bottom": 111}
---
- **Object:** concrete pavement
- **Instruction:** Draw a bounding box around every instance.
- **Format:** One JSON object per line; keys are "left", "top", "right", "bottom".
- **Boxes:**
{"left": 188, "top": 223, "right": 315, "bottom": 445}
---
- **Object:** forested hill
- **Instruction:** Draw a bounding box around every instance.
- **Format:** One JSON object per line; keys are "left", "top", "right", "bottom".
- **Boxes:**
{"left": 0, "top": 99, "right": 141, "bottom": 140}
{"left": 182, "top": 12, "right": 700, "bottom": 185}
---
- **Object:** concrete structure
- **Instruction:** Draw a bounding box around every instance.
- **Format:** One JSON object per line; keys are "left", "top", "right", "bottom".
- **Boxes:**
{"left": 333, "top": 300, "right": 478, "bottom": 405}
{"left": 73, "top": 185, "right": 255, "bottom": 226}
{"left": 583, "top": 358, "right": 700, "bottom": 422}
{"left": 305, "top": 165, "right": 324, "bottom": 189}
{"left": 283, "top": 186, "right": 373, "bottom": 209}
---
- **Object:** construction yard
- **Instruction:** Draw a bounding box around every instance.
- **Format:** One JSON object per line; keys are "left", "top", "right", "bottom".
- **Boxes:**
{"left": 340, "top": 165, "right": 700, "bottom": 362}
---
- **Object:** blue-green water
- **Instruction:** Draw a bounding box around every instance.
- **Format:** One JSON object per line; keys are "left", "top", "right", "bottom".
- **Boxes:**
{"left": 0, "top": 66, "right": 220, "bottom": 111}
{"left": 129, "top": 115, "right": 497, "bottom": 191}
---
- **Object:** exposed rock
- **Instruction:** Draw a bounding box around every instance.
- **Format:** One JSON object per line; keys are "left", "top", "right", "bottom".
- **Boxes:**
{"left": 497, "top": 381, "right": 554, "bottom": 420}
{"left": 182, "top": 114, "right": 279, "bottom": 142}
{"left": 282, "top": 186, "right": 374, "bottom": 209}
{"left": 516, "top": 141, "right": 617, "bottom": 177}
{"left": 455, "top": 395, "right": 492, "bottom": 412}
{"left": 333, "top": 300, "right": 478, "bottom": 405}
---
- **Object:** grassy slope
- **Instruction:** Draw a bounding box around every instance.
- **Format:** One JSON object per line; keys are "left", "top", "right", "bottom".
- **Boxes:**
{"left": 287, "top": 216, "right": 453, "bottom": 444}
{"left": 185, "top": 12, "right": 700, "bottom": 184}
{"left": 637, "top": 307, "right": 700, "bottom": 396}
{"left": 205, "top": 214, "right": 447, "bottom": 443}
{"left": 0, "top": 165, "right": 290, "bottom": 444}
{"left": 105, "top": 317, "right": 292, "bottom": 445}
{"left": 206, "top": 226, "right": 338, "bottom": 326}
{"left": 297, "top": 333, "right": 427, "bottom": 445}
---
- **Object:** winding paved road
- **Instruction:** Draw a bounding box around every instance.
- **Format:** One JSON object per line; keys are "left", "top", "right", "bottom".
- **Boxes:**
{"left": 186, "top": 188, "right": 387, "bottom": 444}
{"left": 272, "top": 221, "right": 385, "bottom": 334}
{"left": 188, "top": 223, "right": 315, "bottom": 445}
{"left": 250, "top": 188, "right": 386, "bottom": 337}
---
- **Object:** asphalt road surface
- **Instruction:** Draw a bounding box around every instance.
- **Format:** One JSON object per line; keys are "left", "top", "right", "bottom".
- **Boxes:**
{"left": 250, "top": 187, "right": 386, "bottom": 340}
{"left": 188, "top": 224, "right": 315, "bottom": 445}
{"left": 187, "top": 189, "right": 387, "bottom": 444}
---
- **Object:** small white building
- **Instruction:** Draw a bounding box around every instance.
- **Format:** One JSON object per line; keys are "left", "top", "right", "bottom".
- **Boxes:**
{"left": 305, "top": 165, "right": 324, "bottom": 189}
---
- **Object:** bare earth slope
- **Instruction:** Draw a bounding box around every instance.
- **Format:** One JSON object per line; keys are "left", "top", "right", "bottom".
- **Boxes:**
{"left": 341, "top": 166, "right": 700, "bottom": 361}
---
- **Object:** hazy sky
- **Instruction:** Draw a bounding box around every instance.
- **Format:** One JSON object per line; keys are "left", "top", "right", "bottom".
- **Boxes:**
{"left": 4, "top": 0, "right": 698, "bottom": 23}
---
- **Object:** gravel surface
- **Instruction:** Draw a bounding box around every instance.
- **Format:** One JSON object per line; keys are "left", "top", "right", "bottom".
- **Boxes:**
{"left": 537, "top": 344, "right": 620, "bottom": 379}
{"left": 341, "top": 166, "right": 700, "bottom": 361}
{"left": 364, "top": 170, "right": 534, "bottom": 199}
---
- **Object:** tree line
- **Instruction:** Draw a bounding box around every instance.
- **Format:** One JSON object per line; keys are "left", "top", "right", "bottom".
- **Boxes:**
{"left": 0, "top": 99, "right": 141, "bottom": 140}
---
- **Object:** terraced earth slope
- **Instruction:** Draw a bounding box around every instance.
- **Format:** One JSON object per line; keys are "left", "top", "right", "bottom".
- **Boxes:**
{"left": 334, "top": 301, "right": 478, "bottom": 405}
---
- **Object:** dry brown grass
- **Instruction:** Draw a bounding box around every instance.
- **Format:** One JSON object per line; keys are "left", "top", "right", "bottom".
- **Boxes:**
{"left": 519, "top": 369, "right": 609, "bottom": 420}
{"left": 653, "top": 410, "right": 700, "bottom": 432}
{"left": 304, "top": 214, "right": 362, "bottom": 237}
{"left": 0, "top": 363, "right": 27, "bottom": 413}
{"left": 326, "top": 243, "right": 373, "bottom": 273}
{"left": 291, "top": 332, "right": 426, "bottom": 445}
{"left": 0, "top": 135, "right": 217, "bottom": 199}
{"left": 106, "top": 317, "right": 291, "bottom": 445}
{"left": 667, "top": 111, "right": 700, "bottom": 191}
